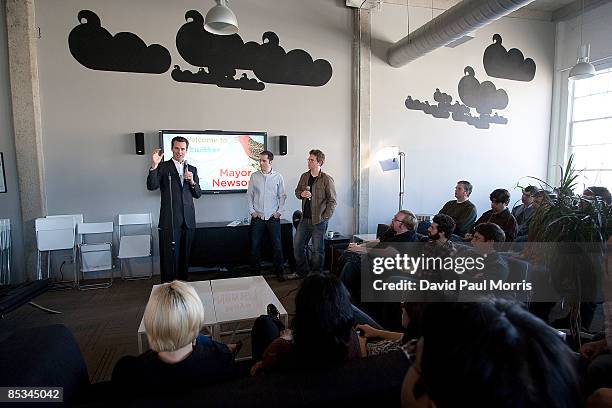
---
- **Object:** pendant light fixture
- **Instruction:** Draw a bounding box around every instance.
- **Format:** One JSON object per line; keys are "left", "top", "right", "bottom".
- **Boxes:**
{"left": 204, "top": 0, "right": 238, "bottom": 36}
{"left": 569, "top": 0, "right": 595, "bottom": 80}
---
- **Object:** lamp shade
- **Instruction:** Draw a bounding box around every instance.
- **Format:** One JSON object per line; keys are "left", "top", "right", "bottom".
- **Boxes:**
{"left": 204, "top": 0, "right": 238, "bottom": 35}
{"left": 569, "top": 44, "right": 596, "bottom": 81}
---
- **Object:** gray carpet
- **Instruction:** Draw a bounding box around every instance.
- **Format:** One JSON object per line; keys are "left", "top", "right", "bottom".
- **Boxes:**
{"left": 0, "top": 273, "right": 299, "bottom": 383}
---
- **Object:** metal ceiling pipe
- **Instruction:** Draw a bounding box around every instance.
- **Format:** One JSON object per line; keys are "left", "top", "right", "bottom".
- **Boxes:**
{"left": 387, "top": 0, "right": 536, "bottom": 67}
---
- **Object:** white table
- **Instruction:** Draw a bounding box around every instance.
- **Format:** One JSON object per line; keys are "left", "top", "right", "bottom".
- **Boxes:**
{"left": 211, "top": 276, "right": 288, "bottom": 343}
{"left": 353, "top": 233, "right": 378, "bottom": 243}
{"left": 137, "top": 280, "right": 216, "bottom": 353}
{"left": 137, "top": 276, "right": 287, "bottom": 354}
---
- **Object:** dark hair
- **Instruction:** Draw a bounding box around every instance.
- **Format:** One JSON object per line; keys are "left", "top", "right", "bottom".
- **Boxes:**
{"left": 458, "top": 180, "right": 473, "bottom": 196}
{"left": 417, "top": 300, "right": 581, "bottom": 408}
{"left": 259, "top": 150, "right": 274, "bottom": 161}
{"left": 309, "top": 149, "right": 325, "bottom": 165}
{"left": 584, "top": 186, "right": 612, "bottom": 205}
{"left": 171, "top": 136, "right": 189, "bottom": 149}
{"left": 490, "top": 188, "right": 510, "bottom": 205}
{"left": 523, "top": 185, "right": 538, "bottom": 195}
{"left": 292, "top": 274, "right": 355, "bottom": 363}
{"left": 474, "top": 222, "right": 505, "bottom": 243}
{"left": 432, "top": 214, "right": 456, "bottom": 238}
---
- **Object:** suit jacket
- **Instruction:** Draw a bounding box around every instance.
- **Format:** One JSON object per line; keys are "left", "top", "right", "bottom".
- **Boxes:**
{"left": 147, "top": 160, "right": 202, "bottom": 229}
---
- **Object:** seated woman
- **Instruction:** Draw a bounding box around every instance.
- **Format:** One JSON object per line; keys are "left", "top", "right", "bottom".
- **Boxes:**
{"left": 401, "top": 300, "right": 582, "bottom": 408}
{"left": 250, "top": 273, "right": 361, "bottom": 375}
{"left": 112, "top": 280, "right": 239, "bottom": 393}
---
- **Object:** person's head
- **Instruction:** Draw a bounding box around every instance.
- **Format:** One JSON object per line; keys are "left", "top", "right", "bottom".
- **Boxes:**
{"left": 454, "top": 181, "right": 473, "bottom": 201}
{"left": 521, "top": 185, "right": 538, "bottom": 206}
{"left": 490, "top": 188, "right": 511, "bottom": 213}
{"left": 532, "top": 189, "right": 548, "bottom": 209}
{"left": 392, "top": 210, "right": 418, "bottom": 234}
{"left": 143, "top": 280, "right": 204, "bottom": 352}
{"left": 428, "top": 214, "right": 456, "bottom": 241}
{"left": 292, "top": 274, "right": 355, "bottom": 363}
{"left": 308, "top": 149, "right": 325, "bottom": 171}
{"left": 171, "top": 136, "right": 189, "bottom": 162}
{"left": 472, "top": 222, "right": 505, "bottom": 252}
{"left": 259, "top": 150, "right": 274, "bottom": 173}
{"left": 401, "top": 300, "right": 581, "bottom": 408}
{"left": 583, "top": 186, "right": 612, "bottom": 205}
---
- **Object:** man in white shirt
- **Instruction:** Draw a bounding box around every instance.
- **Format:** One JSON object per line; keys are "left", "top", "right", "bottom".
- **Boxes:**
{"left": 247, "top": 150, "right": 287, "bottom": 281}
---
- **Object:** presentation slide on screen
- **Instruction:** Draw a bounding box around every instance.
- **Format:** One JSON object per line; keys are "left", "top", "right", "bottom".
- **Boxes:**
{"left": 162, "top": 132, "right": 265, "bottom": 192}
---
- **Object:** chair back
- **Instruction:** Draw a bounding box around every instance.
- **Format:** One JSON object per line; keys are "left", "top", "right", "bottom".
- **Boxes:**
{"left": 35, "top": 217, "right": 76, "bottom": 251}
{"left": 118, "top": 213, "right": 151, "bottom": 227}
{"left": 77, "top": 222, "right": 114, "bottom": 237}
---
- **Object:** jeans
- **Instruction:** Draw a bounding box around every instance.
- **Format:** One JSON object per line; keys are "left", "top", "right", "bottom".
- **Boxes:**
{"left": 250, "top": 216, "right": 283, "bottom": 274}
{"left": 293, "top": 218, "right": 328, "bottom": 275}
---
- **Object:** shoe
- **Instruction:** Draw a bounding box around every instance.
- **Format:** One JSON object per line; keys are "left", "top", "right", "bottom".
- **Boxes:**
{"left": 267, "top": 303, "right": 280, "bottom": 320}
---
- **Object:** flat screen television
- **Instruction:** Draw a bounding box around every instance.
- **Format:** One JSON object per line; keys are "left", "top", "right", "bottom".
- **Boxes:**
{"left": 159, "top": 130, "right": 267, "bottom": 194}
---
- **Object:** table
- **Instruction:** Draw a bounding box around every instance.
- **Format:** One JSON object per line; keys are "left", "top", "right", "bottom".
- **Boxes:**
{"left": 211, "top": 276, "right": 288, "bottom": 344}
{"left": 190, "top": 220, "right": 295, "bottom": 269}
{"left": 353, "top": 233, "right": 378, "bottom": 243}
{"left": 137, "top": 277, "right": 287, "bottom": 355}
{"left": 137, "top": 280, "right": 216, "bottom": 353}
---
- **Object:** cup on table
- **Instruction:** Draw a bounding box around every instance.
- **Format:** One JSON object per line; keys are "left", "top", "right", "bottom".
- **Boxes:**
{"left": 326, "top": 231, "right": 335, "bottom": 239}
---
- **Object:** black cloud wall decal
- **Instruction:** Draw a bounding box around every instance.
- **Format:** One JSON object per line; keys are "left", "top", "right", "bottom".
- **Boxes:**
{"left": 174, "top": 10, "right": 332, "bottom": 89}
{"left": 458, "top": 66, "right": 508, "bottom": 115}
{"left": 68, "top": 10, "right": 171, "bottom": 74}
{"left": 483, "top": 34, "right": 536, "bottom": 82}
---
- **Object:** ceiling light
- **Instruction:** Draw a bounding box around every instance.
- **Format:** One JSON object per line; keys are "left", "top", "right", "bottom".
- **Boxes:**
{"left": 204, "top": 0, "right": 238, "bottom": 36}
{"left": 569, "top": 0, "right": 595, "bottom": 81}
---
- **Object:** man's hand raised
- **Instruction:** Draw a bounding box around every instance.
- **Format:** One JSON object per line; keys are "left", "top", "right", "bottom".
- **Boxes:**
{"left": 151, "top": 149, "right": 163, "bottom": 169}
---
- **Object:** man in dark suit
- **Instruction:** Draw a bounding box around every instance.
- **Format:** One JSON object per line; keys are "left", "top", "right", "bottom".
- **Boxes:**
{"left": 147, "top": 136, "right": 202, "bottom": 282}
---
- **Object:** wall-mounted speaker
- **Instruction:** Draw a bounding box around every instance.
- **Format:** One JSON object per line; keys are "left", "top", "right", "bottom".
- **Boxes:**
{"left": 135, "top": 132, "right": 145, "bottom": 155}
{"left": 279, "top": 135, "right": 287, "bottom": 156}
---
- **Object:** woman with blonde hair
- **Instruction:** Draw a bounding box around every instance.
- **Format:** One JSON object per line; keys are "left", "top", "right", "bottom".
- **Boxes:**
{"left": 112, "top": 280, "right": 239, "bottom": 392}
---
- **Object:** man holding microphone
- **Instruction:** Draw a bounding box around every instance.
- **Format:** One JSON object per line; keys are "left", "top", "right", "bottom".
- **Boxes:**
{"left": 147, "top": 136, "right": 202, "bottom": 282}
{"left": 294, "top": 149, "right": 336, "bottom": 276}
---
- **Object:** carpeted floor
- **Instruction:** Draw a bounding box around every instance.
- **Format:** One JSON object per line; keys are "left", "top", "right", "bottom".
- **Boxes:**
{"left": 0, "top": 270, "right": 299, "bottom": 383}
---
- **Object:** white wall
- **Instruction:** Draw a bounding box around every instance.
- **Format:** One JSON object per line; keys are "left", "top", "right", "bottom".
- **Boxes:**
{"left": 0, "top": 0, "right": 26, "bottom": 283}
{"left": 367, "top": 4, "right": 555, "bottom": 231}
{"left": 32, "top": 0, "right": 353, "bottom": 269}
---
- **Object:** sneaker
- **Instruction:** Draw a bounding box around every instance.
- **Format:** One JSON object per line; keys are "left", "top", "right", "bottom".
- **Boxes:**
{"left": 267, "top": 303, "right": 280, "bottom": 320}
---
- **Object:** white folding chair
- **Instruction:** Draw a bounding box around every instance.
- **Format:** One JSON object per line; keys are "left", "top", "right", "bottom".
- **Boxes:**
{"left": 77, "top": 222, "right": 114, "bottom": 290}
{"left": 117, "top": 213, "right": 153, "bottom": 280}
{"left": 47, "top": 214, "right": 84, "bottom": 245}
{"left": 0, "top": 219, "right": 11, "bottom": 285}
{"left": 35, "top": 217, "right": 77, "bottom": 284}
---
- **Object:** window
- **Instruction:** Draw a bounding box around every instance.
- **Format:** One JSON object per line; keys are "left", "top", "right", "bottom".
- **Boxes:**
{"left": 568, "top": 67, "right": 612, "bottom": 190}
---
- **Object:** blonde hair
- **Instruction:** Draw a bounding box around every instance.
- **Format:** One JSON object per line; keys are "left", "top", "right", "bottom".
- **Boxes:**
{"left": 143, "top": 280, "right": 204, "bottom": 352}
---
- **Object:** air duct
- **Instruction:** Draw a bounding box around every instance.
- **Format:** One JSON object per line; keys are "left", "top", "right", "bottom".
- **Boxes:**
{"left": 387, "top": 0, "right": 535, "bottom": 68}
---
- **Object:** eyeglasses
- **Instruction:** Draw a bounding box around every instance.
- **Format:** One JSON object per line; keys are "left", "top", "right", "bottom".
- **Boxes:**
{"left": 392, "top": 217, "right": 404, "bottom": 223}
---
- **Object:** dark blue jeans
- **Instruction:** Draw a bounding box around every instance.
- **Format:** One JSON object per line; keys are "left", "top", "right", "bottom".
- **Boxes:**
{"left": 293, "top": 218, "right": 328, "bottom": 275}
{"left": 250, "top": 216, "right": 283, "bottom": 274}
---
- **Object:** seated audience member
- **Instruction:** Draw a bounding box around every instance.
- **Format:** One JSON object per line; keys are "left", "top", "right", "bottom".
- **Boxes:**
{"left": 416, "top": 214, "right": 457, "bottom": 282}
{"left": 356, "top": 302, "right": 424, "bottom": 357}
{"left": 468, "top": 223, "right": 509, "bottom": 282}
{"left": 512, "top": 185, "right": 538, "bottom": 238}
{"left": 401, "top": 300, "right": 582, "bottom": 408}
{"left": 340, "top": 210, "right": 419, "bottom": 301}
{"left": 112, "top": 281, "right": 238, "bottom": 392}
{"left": 583, "top": 186, "right": 612, "bottom": 205}
{"left": 468, "top": 188, "right": 518, "bottom": 242}
{"left": 439, "top": 180, "right": 478, "bottom": 236}
{"left": 250, "top": 274, "right": 360, "bottom": 375}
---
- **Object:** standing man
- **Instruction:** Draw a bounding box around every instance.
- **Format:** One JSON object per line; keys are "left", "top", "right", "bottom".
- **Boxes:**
{"left": 294, "top": 149, "right": 337, "bottom": 276}
{"left": 147, "top": 136, "right": 202, "bottom": 283}
{"left": 247, "top": 150, "right": 287, "bottom": 281}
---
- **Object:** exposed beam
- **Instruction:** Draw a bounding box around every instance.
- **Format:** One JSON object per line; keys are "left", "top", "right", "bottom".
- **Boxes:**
{"left": 552, "top": 0, "right": 612, "bottom": 21}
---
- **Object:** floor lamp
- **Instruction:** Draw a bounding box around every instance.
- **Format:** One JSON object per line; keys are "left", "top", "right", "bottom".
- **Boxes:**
{"left": 378, "top": 147, "right": 406, "bottom": 211}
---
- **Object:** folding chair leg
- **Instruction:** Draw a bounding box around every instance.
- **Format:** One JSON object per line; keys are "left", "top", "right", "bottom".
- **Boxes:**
{"left": 28, "top": 301, "right": 62, "bottom": 314}
{"left": 36, "top": 251, "right": 41, "bottom": 280}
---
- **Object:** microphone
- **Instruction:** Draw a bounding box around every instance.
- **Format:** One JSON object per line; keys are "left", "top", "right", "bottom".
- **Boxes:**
{"left": 182, "top": 160, "right": 188, "bottom": 185}
{"left": 305, "top": 186, "right": 311, "bottom": 201}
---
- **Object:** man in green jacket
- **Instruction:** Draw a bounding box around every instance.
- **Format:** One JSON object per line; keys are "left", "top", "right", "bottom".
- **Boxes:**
{"left": 294, "top": 149, "right": 337, "bottom": 276}
{"left": 439, "top": 180, "right": 477, "bottom": 237}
